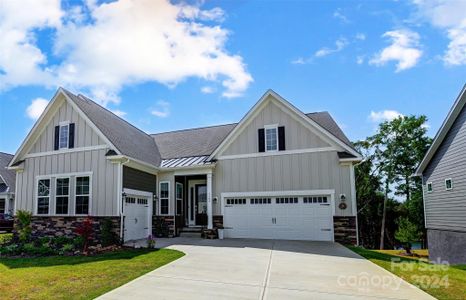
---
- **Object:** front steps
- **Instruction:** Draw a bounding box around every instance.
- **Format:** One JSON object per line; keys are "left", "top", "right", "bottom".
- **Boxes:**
{"left": 179, "top": 226, "right": 203, "bottom": 238}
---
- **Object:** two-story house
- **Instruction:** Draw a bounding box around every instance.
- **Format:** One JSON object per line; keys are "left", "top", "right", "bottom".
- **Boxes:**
{"left": 8, "top": 88, "right": 361, "bottom": 244}
{"left": 416, "top": 85, "right": 466, "bottom": 264}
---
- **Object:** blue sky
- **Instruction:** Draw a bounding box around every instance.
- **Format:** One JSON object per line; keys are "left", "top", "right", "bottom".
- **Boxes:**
{"left": 1, "top": 0, "right": 465, "bottom": 154}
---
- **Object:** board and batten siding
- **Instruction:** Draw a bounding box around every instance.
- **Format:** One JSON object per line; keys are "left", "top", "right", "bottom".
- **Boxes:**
{"left": 222, "top": 97, "right": 330, "bottom": 156}
{"left": 423, "top": 104, "right": 466, "bottom": 232}
{"left": 214, "top": 151, "right": 353, "bottom": 216}
{"left": 15, "top": 149, "right": 119, "bottom": 216}
{"left": 29, "top": 99, "right": 105, "bottom": 153}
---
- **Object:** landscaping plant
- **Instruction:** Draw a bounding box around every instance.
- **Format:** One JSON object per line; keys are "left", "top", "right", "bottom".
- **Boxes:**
{"left": 75, "top": 217, "right": 94, "bottom": 254}
{"left": 100, "top": 217, "right": 117, "bottom": 247}
{"left": 395, "top": 217, "right": 421, "bottom": 255}
{"left": 15, "top": 210, "right": 32, "bottom": 242}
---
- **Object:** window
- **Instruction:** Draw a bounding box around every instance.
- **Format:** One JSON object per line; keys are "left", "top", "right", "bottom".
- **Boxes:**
{"left": 55, "top": 178, "right": 69, "bottom": 214}
{"left": 265, "top": 125, "right": 278, "bottom": 152}
{"left": 37, "top": 179, "right": 50, "bottom": 215}
{"left": 137, "top": 198, "right": 148, "bottom": 205}
{"left": 176, "top": 183, "right": 183, "bottom": 215}
{"left": 445, "top": 179, "right": 453, "bottom": 190}
{"left": 125, "top": 197, "right": 136, "bottom": 204}
{"left": 0, "top": 199, "right": 5, "bottom": 214}
{"left": 250, "top": 198, "right": 272, "bottom": 205}
{"left": 303, "top": 196, "right": 328, "bottom": 204}
{"left": 76, "top": 176, "right": 90, "bottom": 215}
{"left": 276, "top": 197, "right": 298, "bottom": 204}
{"left": 226, "top": 198, "right": 247, "bottom": 205}
{"left": 426, "top": 182, "right": 433, "bottom": 193}
{"left": 59, "top": 124, "right": 69, "bottom": 149}
{"left": 159, "top": 182, "right": 169, "bottom": 215}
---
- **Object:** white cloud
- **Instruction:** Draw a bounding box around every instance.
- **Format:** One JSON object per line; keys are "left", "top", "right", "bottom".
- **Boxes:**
{"left": 151, "top": 100, "right": 170, "bottom": 118}
{"left": 110, "top": 109, "right": 127, "bottom": 117}
{"left": 369, "top": 110, "right": 403, "bottom": 123}
{"left": 201, "top": 86, "right": 215, "bottom": 94}
{"left": 333, "top": 9, "right": 349, "bottom": 23}
{"left": 315, "top": 38, "right": 348, "bottom": 57}
{"left": 369, "top": 30, "right": 422, "bottom": 72}
{"left": 356, "top": 56, "right": 364, "bottom": 64}
{"left": 0, "top": 0, "right": 253, "bottom": 105}
{"left": 412, "top": 0, "right": 466, "bottom": 65}
{"left": 355, "top": 33, "right": 366, "bottom": 41}
{"left": 291, "top": 57, "right": 307, "bottom": 65}
{"left": 26, "top": 98, "right": 49, "bottom": 120}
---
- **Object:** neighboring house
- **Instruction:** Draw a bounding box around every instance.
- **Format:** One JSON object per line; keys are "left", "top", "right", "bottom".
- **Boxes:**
{"left": 8, "top": 88, "right": 361, "bottom": 244}
{"left": 0, "top": 152, "right": 15, "bottom": 215}
{"left": 416, "top": 85, "right": 466, "bottom": 265}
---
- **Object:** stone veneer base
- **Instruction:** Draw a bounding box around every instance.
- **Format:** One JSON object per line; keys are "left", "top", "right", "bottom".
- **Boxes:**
{"left": 333, "top": 216, "right": 357, "bottom": 245}
{"left": 27, "top": 216, "right": 120, "bottom": 245}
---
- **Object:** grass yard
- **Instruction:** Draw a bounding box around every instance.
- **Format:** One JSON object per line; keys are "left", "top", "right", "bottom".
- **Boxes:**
{"left": 0, "top": 248, "right": 184, "bottom": 300}
{"left": 349, "top": 247, "right": 466, "bottom": 300}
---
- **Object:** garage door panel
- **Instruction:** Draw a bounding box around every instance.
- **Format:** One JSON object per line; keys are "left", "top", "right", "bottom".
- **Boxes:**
{"left": 224, "top": 194, "right": 333, "bottom": 241}
{"left": 124, "top": 195, "right": 150, "bottom": 242}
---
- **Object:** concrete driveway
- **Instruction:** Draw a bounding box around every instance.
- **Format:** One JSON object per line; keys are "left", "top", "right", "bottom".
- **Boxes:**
{"left": 98, "top": 238, "right": 434, "bottom": 300}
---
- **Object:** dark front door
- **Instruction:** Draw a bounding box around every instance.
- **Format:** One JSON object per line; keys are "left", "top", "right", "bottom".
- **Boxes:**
{"left": 195, "top": 184, "right": 207, "bottom": 226}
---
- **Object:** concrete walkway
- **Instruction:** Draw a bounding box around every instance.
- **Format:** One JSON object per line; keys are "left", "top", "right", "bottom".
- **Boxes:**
{"left": 98, "top": 238, "right": 434, "bottom": 300}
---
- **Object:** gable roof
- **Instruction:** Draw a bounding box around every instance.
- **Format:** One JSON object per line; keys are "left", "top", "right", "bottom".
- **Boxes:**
{"left": 416, "top": 84, "right": 466, "bottom": 176}
{"left": 208, "top": 89, "right": 361, "bottom": 160}
{"left": 0, "top": 152, "right": 15, "bottom": 192}
{"left": 62, "top": 90, "right": 162, "bottom": 167}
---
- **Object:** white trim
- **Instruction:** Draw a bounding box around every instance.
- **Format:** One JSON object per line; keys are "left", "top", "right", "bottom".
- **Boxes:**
{"left": 416, "top": 85, "right": 466, "bottom": 175}
{"left": 426, "top": 181, "right": 433, "bottom": 193}
{"left": 34, "top": 172, "right": 93, "bottom": 216}
{"left": 264, "top": 124, "right": 279, "bottom": 152}
{"left": 209, "top": 89, "right": 361, "bottom": 160}
{"left": 422, "top": 177, "right": 428, "bottom": 229}
{"left": 74, "top": 175, "right": 93, "bottom": 216}
{"left": 25, "top": 145, "right": 108, "bottom": 159}
{"left": 122, "top": 188, "right": 153, "bottom": 242}
{"left": 217, "top": 147, "right": 336, "bottom": 160}
{"left": 172, "top": 168, "right": 213, "bottom": 176}
{"left": 108, "top": 155, "right": 159, "bottom": 175}
{"left": 445, "top": 178, "right": 453, "bottom": 191}
{"left": 220, "top": 189, "right": 336, "bottom": 216}
{"left": 159, "top": 181, "right": 170, "bottom": 215}
{"left": 339, "top": 157, "right": 363, "bottom": 163}
{"left": 350, "top": 164, "right": 357, "bottom": 217}
{"left": 188, "top": 179, "right": 207, "bottom": 226}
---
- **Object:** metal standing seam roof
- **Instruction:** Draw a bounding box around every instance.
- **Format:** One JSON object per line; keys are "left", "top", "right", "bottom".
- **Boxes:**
{"left": 160, "top": 156, "right": 212, "bottom": 168}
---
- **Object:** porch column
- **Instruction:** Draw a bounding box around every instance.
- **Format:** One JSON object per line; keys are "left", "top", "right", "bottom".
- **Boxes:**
{"left": 207, "top": 172, "right": 213, "bottom": 229}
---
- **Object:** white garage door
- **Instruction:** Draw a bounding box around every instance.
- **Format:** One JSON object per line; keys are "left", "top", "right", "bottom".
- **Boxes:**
{"left": 224, "top": 195, "right": 333, "bottom": 241}
{"left": 124, "top": 194, "right": 151, "bottom": 242}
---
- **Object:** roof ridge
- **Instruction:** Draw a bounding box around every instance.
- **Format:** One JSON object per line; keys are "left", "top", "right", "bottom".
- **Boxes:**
{"left": 151, "top": 122, "right": 238, "bottom": 136}
{"left": 76, "top": 94, "right": 155, "bottom": 140}
{"left": 0, "top": 152, "right": 13, "bottom": 156}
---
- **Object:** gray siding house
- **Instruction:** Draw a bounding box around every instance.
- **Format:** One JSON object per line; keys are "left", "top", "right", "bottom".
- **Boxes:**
{"left": 0, "top": 152, "right": 15, "bottom": 215}
{"left": 8, "top": 88, "right": 361, "bottom": 244}
{"left": 416, "top": 85, "right": 466, "bottom": 264}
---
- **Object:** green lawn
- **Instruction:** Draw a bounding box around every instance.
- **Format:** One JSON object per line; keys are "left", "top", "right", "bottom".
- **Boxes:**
{"left": 349, "top": 246, "right": 466, "bottom": 300}
{"left": 0, "top": 248, "right": 184, "bottom": 299}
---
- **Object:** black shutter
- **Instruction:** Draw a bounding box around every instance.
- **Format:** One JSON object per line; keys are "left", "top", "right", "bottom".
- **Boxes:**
{"left": 278, "top": 126, "right": 285, "bottom": 151}
{"left": 258, "top": 128, "right": 265, "bottom": 152}
{"left": 68, "top": 123, "right": 75, "bottom": 149}
{"left": 54, "top": 126, "right": 60, "bottom": 150}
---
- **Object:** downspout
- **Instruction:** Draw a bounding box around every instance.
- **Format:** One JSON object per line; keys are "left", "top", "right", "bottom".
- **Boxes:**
{"left": 119, "top": 158, "right": 130, "bottom": 241}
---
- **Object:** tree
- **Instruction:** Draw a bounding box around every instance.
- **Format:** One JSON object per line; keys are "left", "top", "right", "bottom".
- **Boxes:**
{"left": 395, "top": 217, "right": 421, "bottom": 255}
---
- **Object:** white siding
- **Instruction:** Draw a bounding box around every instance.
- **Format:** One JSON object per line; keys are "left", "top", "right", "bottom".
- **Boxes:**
{"left": 222, "top": 97, "right": 330, "bottom": 156}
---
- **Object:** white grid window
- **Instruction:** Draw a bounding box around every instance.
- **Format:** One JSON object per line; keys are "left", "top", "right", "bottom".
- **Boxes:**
{"left": 75, "top": 176, "right": 90, "bottom": 215}
{"left": 160, "top": 182, "right": 169, "bottom": 215}
{"left": 59, "top": 124, "right": 69, "bottom": 149}
{"left": 176, "top": 182, "right": 183, "bottom": 215}
{"left": 55, "top": 178, "right": 70, "bottom": 214}
{"left": 426, "top": 182, "right": 433, "bottom": 193}
{"left": 445, "top": 179, "right": 453, "bottom": 190}
{"left": 265, "top": 127, "right": 278, "bottom": 151}
{"left": 37, "top": 179, "right": 50, "bottom": 215}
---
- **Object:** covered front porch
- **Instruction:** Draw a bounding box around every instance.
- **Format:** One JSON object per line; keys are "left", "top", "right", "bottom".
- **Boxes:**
{"left": 153, "top": 157, "right": 220, "bottom": 238}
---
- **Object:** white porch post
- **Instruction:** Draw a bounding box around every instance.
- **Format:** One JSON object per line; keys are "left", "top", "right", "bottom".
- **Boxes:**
{"left": 207, "top": 172, "right": 213, "bottom": 229}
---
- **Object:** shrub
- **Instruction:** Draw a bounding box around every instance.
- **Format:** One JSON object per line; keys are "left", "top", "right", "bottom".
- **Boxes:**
{"left": 0, "top": 244, "right": 20, "bottom": 256}
{"left": 15, "top": 210, "right": 32, "bottom": 242}
{"left": 101, "top": 218, "right": 117, "bottom": 247}
{"left": 0, "top": 233, "right": 13, "bottom": 245}
{"left": 395, "top": 217, "right": 421, "bottom": 255}
{"left": 59, "top": 243, "right": 75, "bottom": 255}
{"left": 75, "top": 217, "right": 94, "bottom": 253}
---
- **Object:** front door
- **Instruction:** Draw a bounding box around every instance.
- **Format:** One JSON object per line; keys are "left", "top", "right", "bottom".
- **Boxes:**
{"left": 188, "top": 180, "right": 207, "bottom": 226}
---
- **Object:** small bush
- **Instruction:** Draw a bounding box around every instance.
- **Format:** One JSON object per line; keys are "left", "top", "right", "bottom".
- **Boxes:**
{"left": 15, "top": 210, "right": 32, "bottom": 242}
{"left": 101, "top": 218, "right": 117, "bottom": 247}
{"left": 75, "top": 217, "right": 94, "bottom": 253}
{"left": 0, "top": 233, "right": 13, "bottom": 245}
{"left": 59, "top": 243, "right": 75, "bottom": 255}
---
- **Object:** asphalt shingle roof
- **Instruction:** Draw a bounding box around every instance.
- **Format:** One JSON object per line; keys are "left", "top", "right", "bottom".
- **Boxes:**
{"left": 63, "top": 89, "right": 162, "bottom": 167}
{"left": 0, "top": 152, "right": 15, "bottom": 192}
{"left": 62, "top": 89, "right": 355, "bottom": 166}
